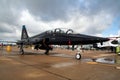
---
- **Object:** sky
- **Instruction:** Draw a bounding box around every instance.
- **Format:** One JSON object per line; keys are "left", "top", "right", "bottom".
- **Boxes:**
{"left": 0, "top": 0, "right": 120, "bottom": 41}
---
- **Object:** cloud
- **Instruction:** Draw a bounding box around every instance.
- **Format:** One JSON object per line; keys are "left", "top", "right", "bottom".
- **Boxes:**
{"left": 78, "top": 0, "right": 120, "bottom": 16}
{"left": 22, "top": 0, "right": 78, "bottom": 21}
{"left": 109, "top": 30, "right": 120, "bottom": 37}
{"left": 0, "top": 0, "right": 120, "bottom": 40}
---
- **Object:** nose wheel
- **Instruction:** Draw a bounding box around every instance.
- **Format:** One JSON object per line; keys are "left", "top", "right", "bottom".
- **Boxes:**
{"left": 75, "top": 52, "right": 81, "bottom": 60}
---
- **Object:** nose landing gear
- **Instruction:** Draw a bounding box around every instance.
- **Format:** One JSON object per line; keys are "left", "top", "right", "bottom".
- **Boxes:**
{"left": 75, "top": 52, "right": 81, "bottom": 60}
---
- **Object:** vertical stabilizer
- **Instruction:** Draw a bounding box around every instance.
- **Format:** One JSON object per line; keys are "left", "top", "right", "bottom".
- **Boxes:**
{"left": 21, "top": 25, "right": 29, "bottom": 40}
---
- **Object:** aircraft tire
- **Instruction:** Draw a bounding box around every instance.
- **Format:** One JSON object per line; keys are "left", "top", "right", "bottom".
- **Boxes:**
{"left": 75, "top": 52, "right": 81, "bottom": 60}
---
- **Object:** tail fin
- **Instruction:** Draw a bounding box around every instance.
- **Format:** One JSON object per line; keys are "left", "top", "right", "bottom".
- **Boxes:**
{"left": 21, "top": 25, "right": 29, "bottom": 40}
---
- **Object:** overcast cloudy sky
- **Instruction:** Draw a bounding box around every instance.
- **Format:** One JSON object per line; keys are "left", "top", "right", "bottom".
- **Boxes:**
{"left": 0, "top": 0, "right": 120, "bottom": 40}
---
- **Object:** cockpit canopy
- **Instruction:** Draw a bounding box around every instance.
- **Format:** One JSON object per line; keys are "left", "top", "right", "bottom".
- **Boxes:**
{"left": 45, "top": 28, "right": 74, "bottom": 34}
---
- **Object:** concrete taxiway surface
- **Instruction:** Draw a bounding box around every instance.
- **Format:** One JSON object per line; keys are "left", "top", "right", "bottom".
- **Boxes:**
{"left": 0, "top": 46, "right": 120, "bottom": 80}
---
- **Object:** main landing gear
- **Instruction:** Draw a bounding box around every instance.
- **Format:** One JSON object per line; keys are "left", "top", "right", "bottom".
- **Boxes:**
{"left": 19, "top": 44, "right": 24, "bottom": 55}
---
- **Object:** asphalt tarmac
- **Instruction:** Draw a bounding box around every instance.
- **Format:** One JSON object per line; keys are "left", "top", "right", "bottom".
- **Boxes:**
{"left": 0, "top": 46, "right": 120, "bottom": 80}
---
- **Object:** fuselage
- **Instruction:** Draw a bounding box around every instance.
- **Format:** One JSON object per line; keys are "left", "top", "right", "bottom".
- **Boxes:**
{"left": 26, "top": 29, "right": 109, "bottom": 45}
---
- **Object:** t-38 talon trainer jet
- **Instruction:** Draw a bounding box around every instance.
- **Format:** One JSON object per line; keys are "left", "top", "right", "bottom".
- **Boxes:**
{"left": 17, "top": 25, "right": 110, "bottom": 59}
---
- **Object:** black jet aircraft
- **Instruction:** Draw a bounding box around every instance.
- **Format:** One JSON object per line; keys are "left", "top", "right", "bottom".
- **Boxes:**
{"left": 17, "top": 25, "right": 109, "bottom": 59}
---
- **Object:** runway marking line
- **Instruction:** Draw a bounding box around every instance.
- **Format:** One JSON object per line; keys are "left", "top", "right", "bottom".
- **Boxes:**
{"left": 116, "top": 66, "right": 120, "bottom": 70}
{"left": 86, "top": 61, "right": 120, "bottom": 70}
{"left": 86, "top": 62, "right": 98, "bottom": 64}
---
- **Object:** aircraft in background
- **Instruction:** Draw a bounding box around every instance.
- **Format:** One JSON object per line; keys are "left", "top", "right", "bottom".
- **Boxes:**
{"left": 0, "top": 40, "right": 16, "bottom": 46}
{"left": 17, "top": 25, "right": 110, "bottom": 59}
{"left": 98, "top": 39, "right": 119, "bottom": 47}
{"left": 93, "top": 37, "right": 120, "bottom": 52}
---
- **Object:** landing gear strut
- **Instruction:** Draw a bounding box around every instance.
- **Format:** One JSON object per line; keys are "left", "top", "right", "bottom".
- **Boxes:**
{"left": 42, "top": 38, "right": 52, "bottom": 55}
{"left": 45, "top": 49, "right": 49, "bottom": 55}
{"left": 19, "top": 44, "right": 24, "bottom": 55}
{"left": 20, "top": 48, "right": 24, "bottom": 55}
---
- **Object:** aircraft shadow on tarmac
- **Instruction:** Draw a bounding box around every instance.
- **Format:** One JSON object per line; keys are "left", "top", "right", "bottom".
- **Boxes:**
{"left": 14, "top": 50, "right": 66, "bottom": 56}
{"left": 2, "top": 49, "right": 120, "bottom": 65}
